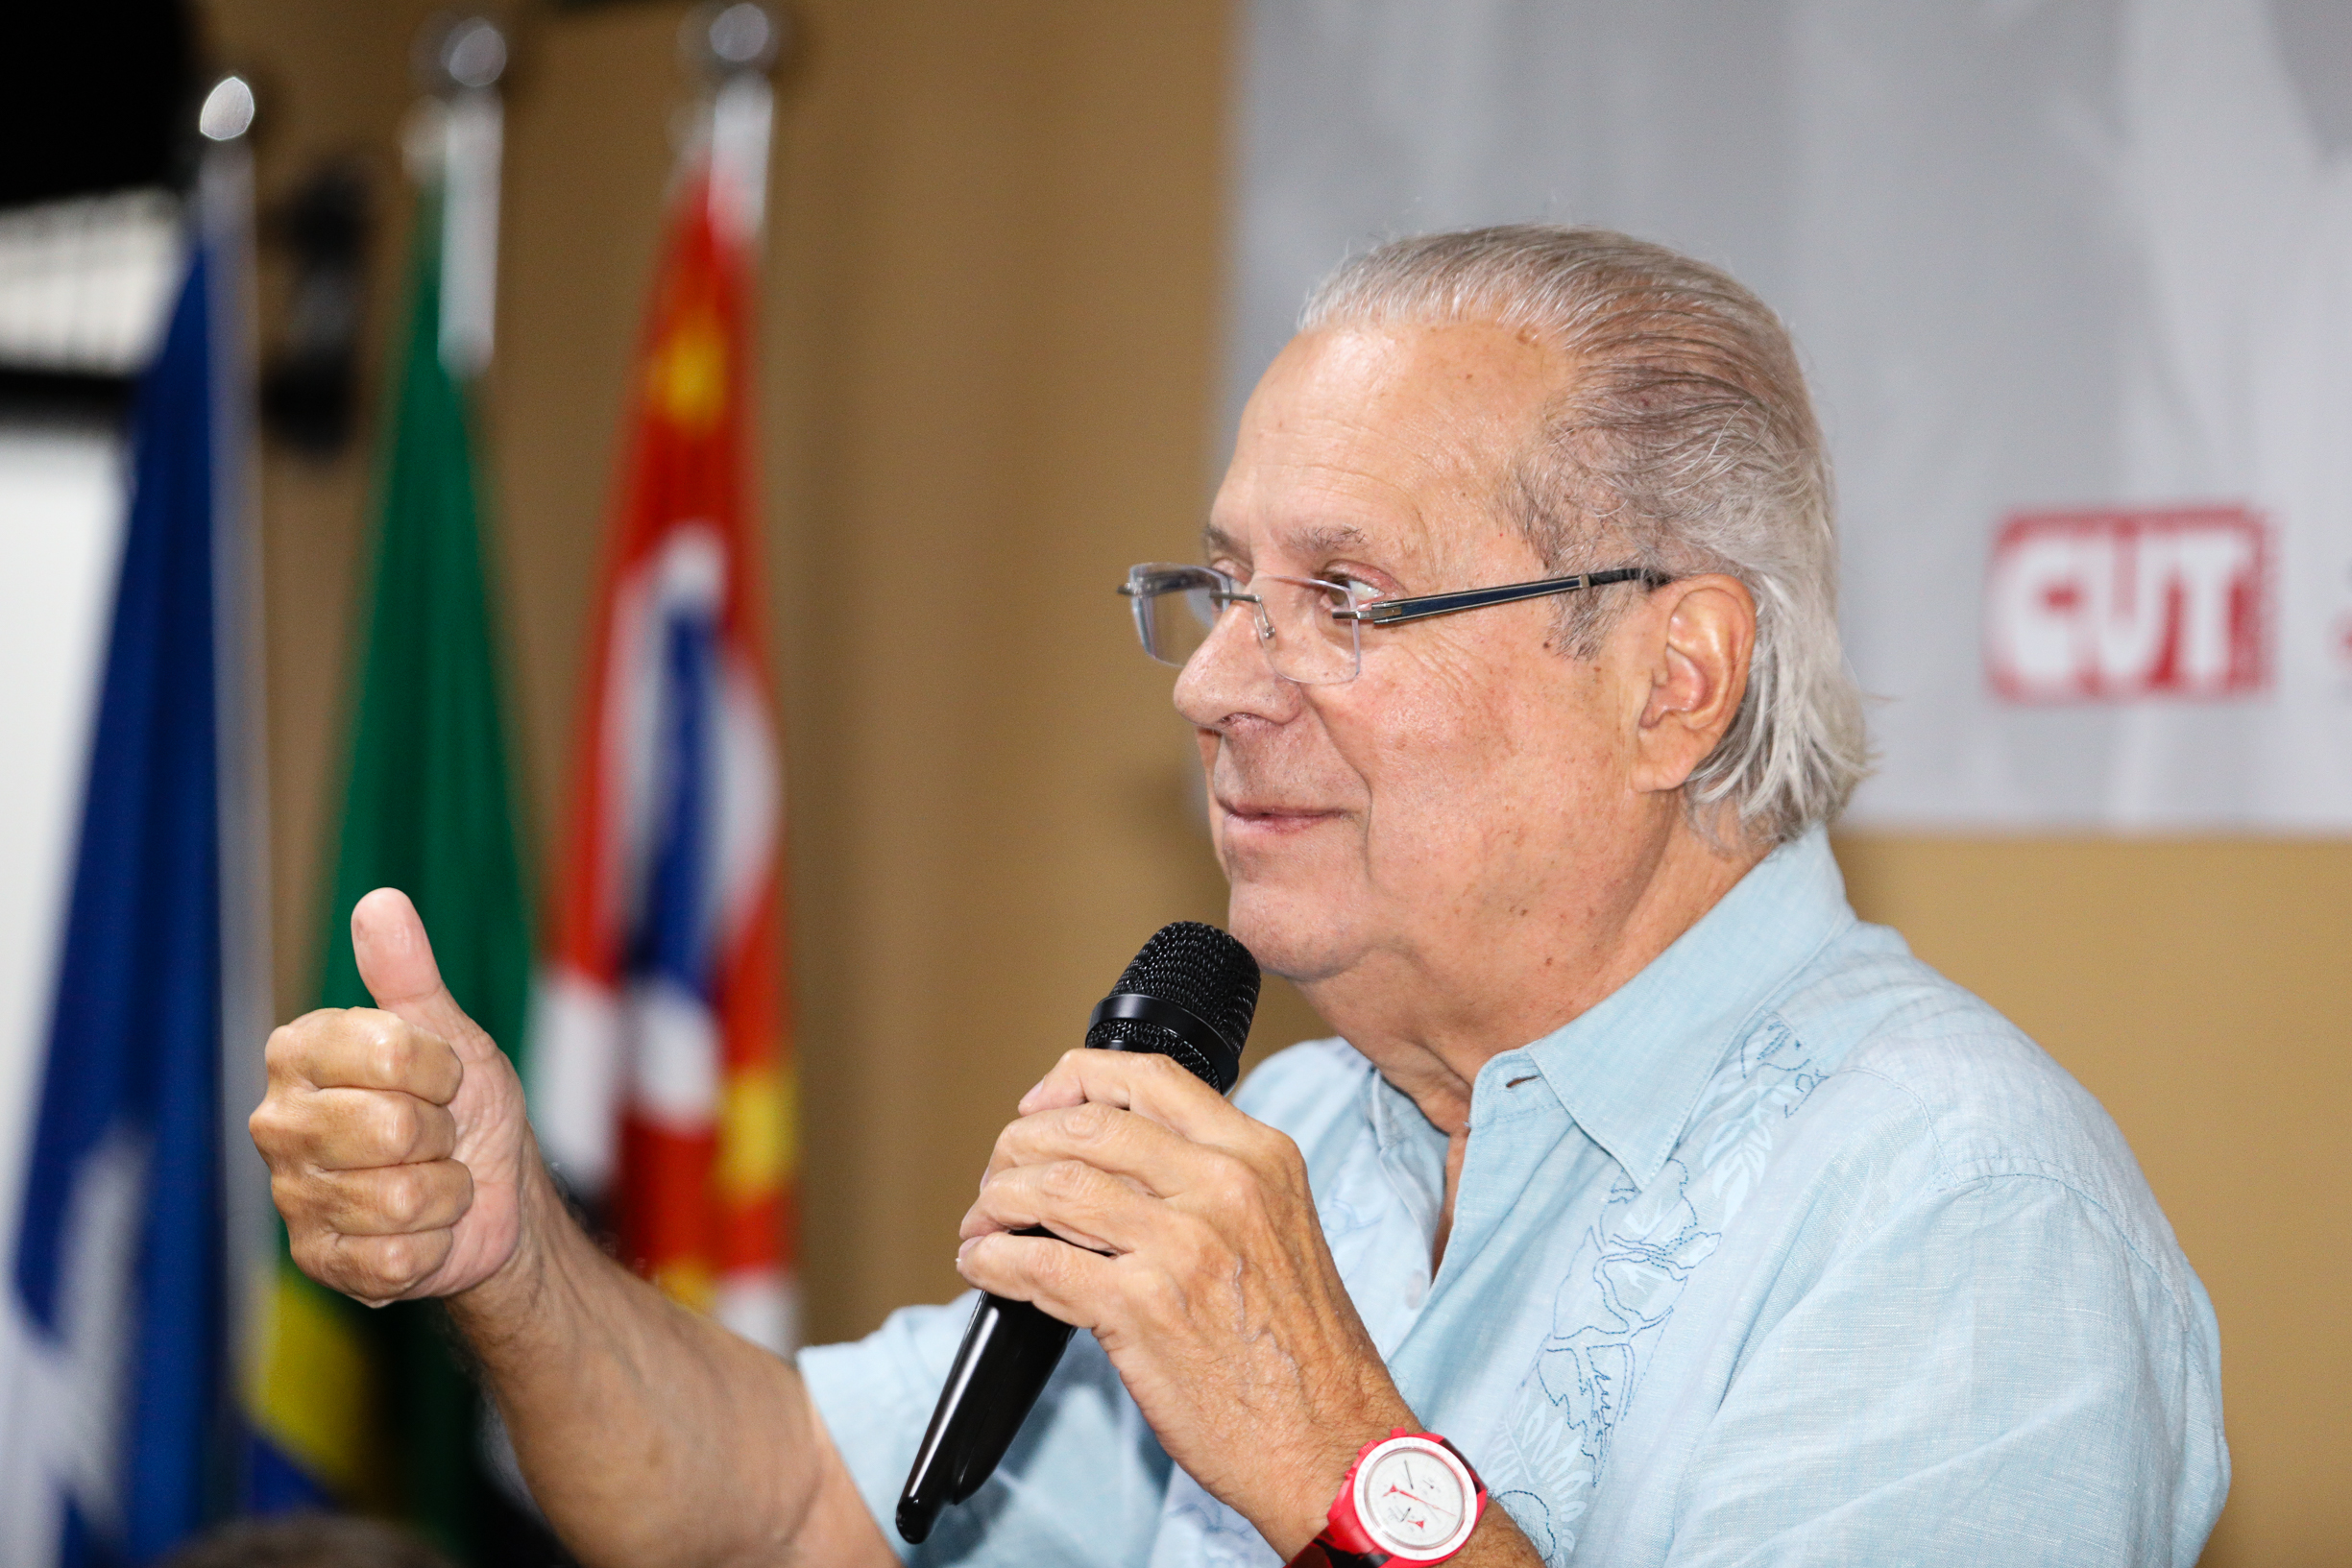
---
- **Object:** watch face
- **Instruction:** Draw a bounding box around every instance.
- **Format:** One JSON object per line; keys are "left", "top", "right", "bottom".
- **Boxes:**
{"left": 1356, "top": 1439, "right": 1472, "bottom": 1557}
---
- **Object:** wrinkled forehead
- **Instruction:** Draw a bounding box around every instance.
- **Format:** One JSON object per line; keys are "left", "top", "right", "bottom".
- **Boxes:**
{"left": 1208, "top": 321, "right": 1564, "bottom": 579}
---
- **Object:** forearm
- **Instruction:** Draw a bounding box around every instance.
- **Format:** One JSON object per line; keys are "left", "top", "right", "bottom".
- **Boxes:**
{"left": 448, "top": 1155, "right": 890, "bottom": 1568}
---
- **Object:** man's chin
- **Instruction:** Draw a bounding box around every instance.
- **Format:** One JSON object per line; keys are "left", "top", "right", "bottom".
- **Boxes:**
{"left": 1224, "top": 880, "right": 1364, "bottom": 986}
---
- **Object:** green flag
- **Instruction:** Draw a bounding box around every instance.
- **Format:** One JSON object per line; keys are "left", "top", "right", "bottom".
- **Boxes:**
{"left": 320, "top": 212, "right": 531, "bottom": 1104}
{"left": 255, "top": 188, "right": 533, "bottom": 1561}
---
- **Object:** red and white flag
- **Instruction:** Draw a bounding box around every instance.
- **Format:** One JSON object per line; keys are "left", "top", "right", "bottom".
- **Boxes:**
{"left": 531, "top": 86, "right": 794, "bottom": 1351}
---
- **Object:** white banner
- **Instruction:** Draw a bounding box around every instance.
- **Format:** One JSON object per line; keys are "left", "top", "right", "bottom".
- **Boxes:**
{"left": 1233, "top": 0, "right": 2352, "bottom": 830}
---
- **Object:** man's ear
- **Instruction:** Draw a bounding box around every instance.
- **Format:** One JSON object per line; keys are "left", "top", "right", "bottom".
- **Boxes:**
{"left": 1630, "top": 573, "right": 1755, "bottom": 795}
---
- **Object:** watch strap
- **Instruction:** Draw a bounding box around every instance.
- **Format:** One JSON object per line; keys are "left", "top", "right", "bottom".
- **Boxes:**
{"left": 1286, "top": 1544, "right": 1387, "bottom": 1568}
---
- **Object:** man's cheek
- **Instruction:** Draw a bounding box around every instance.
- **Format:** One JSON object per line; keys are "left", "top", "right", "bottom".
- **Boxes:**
{"left": 1349, "top": 666, "right": 1511, "bottom": 776}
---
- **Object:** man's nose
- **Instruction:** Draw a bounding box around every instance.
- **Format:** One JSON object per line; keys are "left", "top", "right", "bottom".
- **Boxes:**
{"left": 1173, "top": 598, "right": 1302, "bottom": 729}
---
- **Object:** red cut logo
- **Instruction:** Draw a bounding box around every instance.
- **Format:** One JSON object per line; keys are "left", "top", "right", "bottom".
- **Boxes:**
{"left": 1986, "top": 507, "right": 2270, "bottom": 701}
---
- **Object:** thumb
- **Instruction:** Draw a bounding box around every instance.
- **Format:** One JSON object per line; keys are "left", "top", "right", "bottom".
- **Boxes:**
{"left": 352, "top": 887, "right": 496, "bottom": 1059}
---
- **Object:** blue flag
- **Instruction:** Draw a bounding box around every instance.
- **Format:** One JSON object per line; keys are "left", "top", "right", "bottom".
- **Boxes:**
{"left": 4, "top": 240, "right": 230, "bottom": 1565}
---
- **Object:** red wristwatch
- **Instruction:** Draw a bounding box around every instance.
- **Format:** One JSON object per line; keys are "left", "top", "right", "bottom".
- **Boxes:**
{"left": 1287, "top": 1428, "right": 1488, "bottom": 1568}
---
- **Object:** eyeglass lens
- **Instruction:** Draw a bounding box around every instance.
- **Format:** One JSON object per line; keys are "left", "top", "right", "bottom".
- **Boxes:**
{"left": 1129, "top": 567, "right": 1361, "bottom": 684}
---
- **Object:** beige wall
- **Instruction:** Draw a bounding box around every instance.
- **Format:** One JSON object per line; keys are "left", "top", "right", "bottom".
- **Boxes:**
{"left": 205, "top": 2, "right": 2343, "bottom": 1562}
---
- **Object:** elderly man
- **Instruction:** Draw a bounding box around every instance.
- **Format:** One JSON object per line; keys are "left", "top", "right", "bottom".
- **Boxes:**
{"left": 252, "top": 227, "right": 2225, "bottom": 1568}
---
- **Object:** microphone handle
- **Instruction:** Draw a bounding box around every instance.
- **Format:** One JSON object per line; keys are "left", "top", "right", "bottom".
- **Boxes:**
{"left": 895, "top": 1256, "right": 1075, "bottom": 1543}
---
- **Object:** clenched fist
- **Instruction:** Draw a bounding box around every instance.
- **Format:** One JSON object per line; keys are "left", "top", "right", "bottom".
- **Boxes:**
{"left": 250, "top": 887, "right": 536, "bottom": 1304}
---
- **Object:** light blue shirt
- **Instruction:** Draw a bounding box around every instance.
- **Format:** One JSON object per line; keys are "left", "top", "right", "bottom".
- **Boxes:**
{"left": 801, "top": 831, "right": 2227, "bottom": 1566}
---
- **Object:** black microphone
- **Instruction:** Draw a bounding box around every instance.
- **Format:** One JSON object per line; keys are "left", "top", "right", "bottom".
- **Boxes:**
{"left": 894, "top": 921, "right": 1261, "bottom": 1544}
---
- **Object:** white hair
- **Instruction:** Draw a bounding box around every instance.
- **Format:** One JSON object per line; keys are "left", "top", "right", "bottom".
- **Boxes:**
{"left": 1299, "top": 224, "right": 1871, "bottom": 848}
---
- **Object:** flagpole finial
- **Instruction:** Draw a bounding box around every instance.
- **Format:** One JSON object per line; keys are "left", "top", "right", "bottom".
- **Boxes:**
{"left": 418, "top": 13, "right": 510, "bottom": 96}
{"left": 685, "top": 2, "right": 789, "bottom": 82}
{"left": 409, "top": 13, "right": 508, "bottom": 375}
{"left": 200, "top": 75, "right": 256, "bottom": 142}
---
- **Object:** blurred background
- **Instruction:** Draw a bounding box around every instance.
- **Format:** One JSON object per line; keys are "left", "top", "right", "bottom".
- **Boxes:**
{"left": 0, "top": 2, "right": 2343, "bottom": 1565}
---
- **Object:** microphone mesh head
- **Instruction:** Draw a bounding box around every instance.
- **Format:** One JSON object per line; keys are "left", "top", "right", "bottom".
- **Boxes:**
{"left": 1086, "top": 922, "right": 1260, "bottom": 1090}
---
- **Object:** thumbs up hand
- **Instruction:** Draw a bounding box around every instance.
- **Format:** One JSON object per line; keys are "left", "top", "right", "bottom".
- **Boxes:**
{"left": 250, "top": 887, "right": 538, "bottom": 1303}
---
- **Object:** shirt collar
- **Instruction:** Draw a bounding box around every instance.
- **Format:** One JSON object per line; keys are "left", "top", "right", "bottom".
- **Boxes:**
{"left": 1505, "top": 827, "right": 1855, "bottom": 1190}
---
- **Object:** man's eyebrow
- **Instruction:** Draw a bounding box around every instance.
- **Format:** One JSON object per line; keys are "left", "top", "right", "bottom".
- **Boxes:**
{"left": 1198, "top": 520, "right": 1370, "bottom": 559}
{"left": 1294, "top": 522, "right": 1370, "bottom": 556}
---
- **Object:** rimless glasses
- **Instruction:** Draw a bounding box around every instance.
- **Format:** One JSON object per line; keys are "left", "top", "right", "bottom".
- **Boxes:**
{"left": 1117, "top": 562, "right": 1670, "bottom": 686}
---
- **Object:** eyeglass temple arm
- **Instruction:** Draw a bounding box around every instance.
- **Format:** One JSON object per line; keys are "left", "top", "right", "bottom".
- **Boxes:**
{"left": 1343, "top": 567, "right": 1667, "bottom": 626}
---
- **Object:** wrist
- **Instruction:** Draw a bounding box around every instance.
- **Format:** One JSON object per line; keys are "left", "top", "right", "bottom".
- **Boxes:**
{"left": 1265, "top": 1403, "right": 1418, "bottom": 1560}
{"left": 447, "top": 1138, "right": 565, "bottom": 1342}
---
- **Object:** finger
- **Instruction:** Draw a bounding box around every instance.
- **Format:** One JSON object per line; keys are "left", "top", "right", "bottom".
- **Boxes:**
{"left": 294, "top": 1226, "right": 457, "bottom": 1305}
{"left": 351, "top": 888, "right": 499, "bottom": 1063}
{"left": 960, "top": 1159, "right": 1156, "bottom": 1252}
{"left": 274, "top": 1159, "right": 473, "bottom": 1237}
{"left": 256, "top": 1088, "right": 457, "bottom": 1171}
{"left": 1016, "top": 1049, "right": 1248, "bottom": 1144}
{"left": 955, "top": 1229, "right": 1121, "bottom": 1332}
{"left": 982, "top": 1101, "right": 1213, "bottom": 1195}
{"left": 267, "top": 1009, "right": 463, "bottom": 1104}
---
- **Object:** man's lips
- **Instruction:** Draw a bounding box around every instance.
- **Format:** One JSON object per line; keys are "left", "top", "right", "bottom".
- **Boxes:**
{"left": 1215, "top": 798, "right": 1344, "bottom": 834}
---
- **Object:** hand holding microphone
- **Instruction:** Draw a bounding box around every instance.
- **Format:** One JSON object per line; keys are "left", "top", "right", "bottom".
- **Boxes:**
{"left": 895, "top": 921, "right": 1261, "bottom": 1540}
{"left": 909, "top": 923, "right": 1416, "bottom": 1559}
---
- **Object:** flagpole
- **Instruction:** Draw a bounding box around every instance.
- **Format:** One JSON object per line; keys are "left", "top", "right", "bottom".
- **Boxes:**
{"left": 690, "top": 3, "right": 788, "bottom": 254}
{"left": 420, "top": 15, "right": 508, "bottom": 379}
{"left": 198, "top": 72, "right": 278, "bottom": 1498}
{"left": 691, "top": 0, "right": 798, "bottom": 1356}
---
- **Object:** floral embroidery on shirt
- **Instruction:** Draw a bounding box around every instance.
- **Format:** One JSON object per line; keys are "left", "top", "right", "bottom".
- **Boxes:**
{"left": 1495, "top": 1014, "right": 1825, "bottom": 1565}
